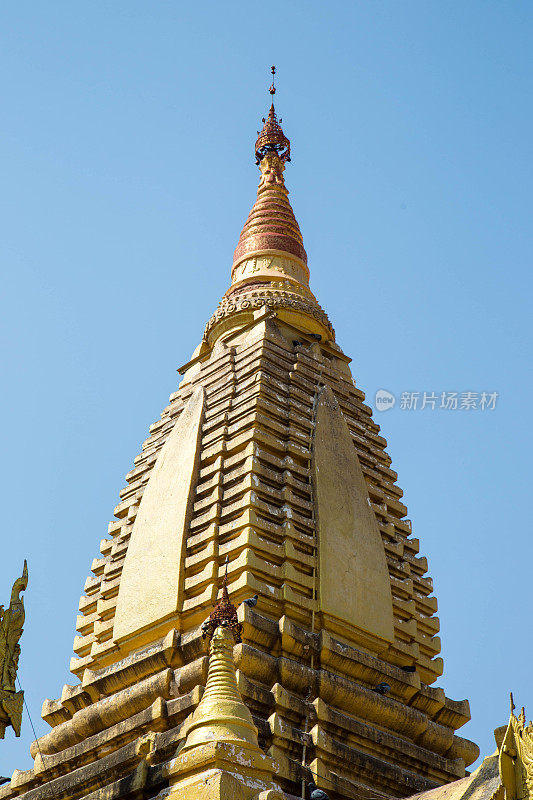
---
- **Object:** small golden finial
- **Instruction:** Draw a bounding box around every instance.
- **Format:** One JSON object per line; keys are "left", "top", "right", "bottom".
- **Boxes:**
{"left": 202, "top": 556, "right": 242, "bottom": 643}
{"left": 511, "top": 691, "right": 516, "bottom": 715}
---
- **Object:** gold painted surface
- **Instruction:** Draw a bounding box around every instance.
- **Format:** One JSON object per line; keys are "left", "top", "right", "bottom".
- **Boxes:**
{"left": 0, "top": 561, "right": 28, "bottom": 738}
{"left": 169, "top": 743, "right": 285, "bottom": 800}
{"left": 113, "top": 386, "right": 205, "bottom": 643}
{"left": 231, "top": 254, "right": 309, "bottom": 288}
{"left": 59, "top": 318, "right": 470, "bottom": 800}
{"left": 313, "top": 385, "right": 395, "bottom": 646}
{"left": 407, "top": 751, "right": 500, "bottom": 800}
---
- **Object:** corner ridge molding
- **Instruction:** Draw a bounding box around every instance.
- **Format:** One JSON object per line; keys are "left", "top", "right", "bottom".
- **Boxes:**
{"left": 312, "top": 385, "right": 394, "bottom": 648}
{"left": 113, "top": 385, "right": 206, "bottom": 645}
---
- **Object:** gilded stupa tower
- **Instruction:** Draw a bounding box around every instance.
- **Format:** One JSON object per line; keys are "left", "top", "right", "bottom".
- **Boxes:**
{"left": 3, "top": 73, "right": 479, "bottom": 800}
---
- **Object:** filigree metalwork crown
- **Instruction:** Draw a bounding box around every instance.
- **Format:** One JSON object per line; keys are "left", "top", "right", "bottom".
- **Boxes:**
{"left": 203, "top": 565, "right": 242, "bottom": 643}
{"left": 255, "top": 104, "right": 291, "bottom": 165}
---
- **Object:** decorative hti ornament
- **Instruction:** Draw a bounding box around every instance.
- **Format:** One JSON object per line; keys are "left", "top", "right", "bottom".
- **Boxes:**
{"left": 255, "top": 66, "right": 291, "bottom": 164}
{"left": 201, "top": 558, "right": 243, "bottom": 643}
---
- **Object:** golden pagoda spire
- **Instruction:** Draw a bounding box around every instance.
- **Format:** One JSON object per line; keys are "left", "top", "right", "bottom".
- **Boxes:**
{"left": 203, "top": 67, "right": 335, "bottom": 345}
{"left": 231, "top": 66, "right": 308, "bottom": 285}
{"left": 181, "top": 568, "right": 256, "bottom": 750}
{"left": 179, "top": 624, "right": 259, "bottom": 751}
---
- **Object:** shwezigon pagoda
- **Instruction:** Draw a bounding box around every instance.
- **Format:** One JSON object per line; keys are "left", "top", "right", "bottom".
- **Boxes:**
{"left": 2, "top": 74, "right": 532, "bottom": 800}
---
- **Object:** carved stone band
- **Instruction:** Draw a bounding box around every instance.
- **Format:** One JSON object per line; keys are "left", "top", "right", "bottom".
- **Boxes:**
{"left": 231, "top": 252, "right": 309, "bottom": 288}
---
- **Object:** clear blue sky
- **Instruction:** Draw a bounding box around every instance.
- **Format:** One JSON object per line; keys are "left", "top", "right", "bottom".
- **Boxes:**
{"left": 1, "top": 0, "right": 531, "bottom": 774}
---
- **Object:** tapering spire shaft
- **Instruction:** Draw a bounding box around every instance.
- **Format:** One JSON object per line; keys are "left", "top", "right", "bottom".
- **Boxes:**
{"left": 232, "top": 151, "right": 307, "bottom": 274}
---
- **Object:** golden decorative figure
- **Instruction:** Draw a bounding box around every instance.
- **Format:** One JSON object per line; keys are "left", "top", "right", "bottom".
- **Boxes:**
{"left": 258, "top": 151, "right": 286, "bottom": 187}
{"left": 499, "top": 697, "right": 533, "bottom": 800}
{"left": 0, "top": 561, "right": 28, "bottom": 738}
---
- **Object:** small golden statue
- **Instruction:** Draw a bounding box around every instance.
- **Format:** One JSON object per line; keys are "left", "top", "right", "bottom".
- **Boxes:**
{"left": 499, "top": 693, "right": 533, "bottom": 800}
{"left": 0, "top": 561, "right": 28, "bottom": 738}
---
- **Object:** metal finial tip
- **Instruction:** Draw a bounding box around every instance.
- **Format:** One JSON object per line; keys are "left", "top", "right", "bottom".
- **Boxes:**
{"left": 269, "top": 64, "right": 276, "bottom": 95}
